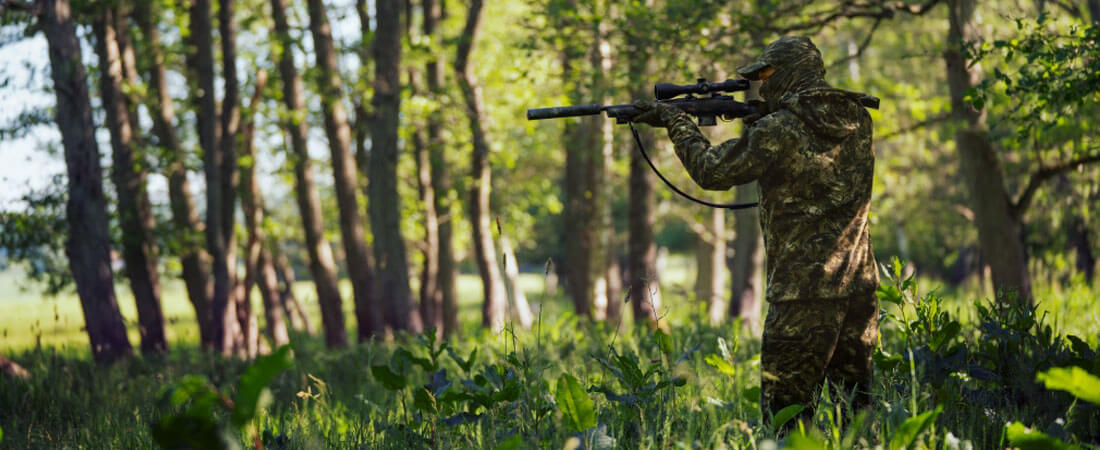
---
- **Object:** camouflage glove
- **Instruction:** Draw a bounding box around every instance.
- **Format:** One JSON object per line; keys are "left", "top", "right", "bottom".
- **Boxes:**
{"left": 739, "top": 100, "right": 769, "bottom": 125}
{"left": 631, "top": 100, "right": 677, "bottom": 127}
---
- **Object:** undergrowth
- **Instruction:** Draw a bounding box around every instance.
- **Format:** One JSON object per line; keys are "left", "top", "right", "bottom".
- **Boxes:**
{"left": 1, "top": 260, "right": 1098, "bottom": 449}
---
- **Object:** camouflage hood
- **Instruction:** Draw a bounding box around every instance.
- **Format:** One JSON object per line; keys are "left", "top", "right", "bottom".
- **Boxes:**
{"left": 749, "top": 37, "right": 831, "bottom": 112}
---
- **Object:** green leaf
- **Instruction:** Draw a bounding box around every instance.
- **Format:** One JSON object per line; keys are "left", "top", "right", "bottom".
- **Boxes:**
{"left": 232, "top": 345, "right": 294, "bottom": 426}
{"left": 931, "top": 321, "right": 962, "bottom": 352}
{"left": 371, "top": 364, "right": 408, "bottom": 391}
{"left": 494, "top": 433, "right": 523, "bottom": 450}
{"left": 888, "top": 406, "right": 943, "bottom": 450}
{"left": 704, "top": 354, "right": 737, "bottom": 376}
{"left": 1036, "top": 366, "right": 1100, "bottom": 404}
{"left": 1005, "top": 422, "right": 1079, "bottom": 450}
{"left": 655, "top": 328, "right": 673, "bottom": 356}
{"left": 555, "top": 373, "right": 596, "bottom": 432}
{"left": 771, "top": 404, "right": 805, "bottom": 433}
{"left": 412, "top": 387, "right": 437, "bottom": 413}
{"left": 1, "top": 423, "right": 4, "bottom": 442}
{"left": 786, "top": 430, "right": 828, "bottom": 450}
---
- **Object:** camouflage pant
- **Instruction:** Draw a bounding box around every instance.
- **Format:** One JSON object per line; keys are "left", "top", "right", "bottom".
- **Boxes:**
{"left": 760, "top": 290, "right": 878, "bottom": 426}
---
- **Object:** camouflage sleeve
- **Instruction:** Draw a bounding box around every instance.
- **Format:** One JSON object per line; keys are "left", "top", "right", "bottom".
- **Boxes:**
{"left": 661, "top": 107, "right": 789, "bottom": 190}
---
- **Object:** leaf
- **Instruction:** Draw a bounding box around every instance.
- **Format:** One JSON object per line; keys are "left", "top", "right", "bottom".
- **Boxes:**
{"left": 785, "top": 430, "right": 828, "bottom": 450}
{"left": 371, "top": 365, "right": 408, "bottom": 391}
{"left": 654, "top": 328, "right": 673, "bottom": 356}
{"left": 931, "top": 321, "right": 962, "bottom": 352}
{"left": 412, "top": 387, "right": 437, "bottom": 413}
{"left": 771, "top": 404, "right": 805, "bottom": 433}
{"left": 232, "top": 345, "right": 294, "bottom": 426}
{"left": 495, "top": 434, "right": 523, "bottom": 450}
{"left": 704, "top": 354, "right": 737, "bottom": 376}
{"left": 1004, "top": 422, "right": 1079, "bottom": 450}
{"left": 1036, "top": 366, "right": 1100, "bottom": 404}
{"left": 555, "top": 373, "right": 596, "bottom": 432}
{"left": 888, "top": 406, "right": 943, "bottom": 450}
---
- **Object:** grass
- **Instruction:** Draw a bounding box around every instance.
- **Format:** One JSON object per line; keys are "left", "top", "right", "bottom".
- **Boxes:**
{"left": 0, "top": 258, "right": 1097, "bottom": 449}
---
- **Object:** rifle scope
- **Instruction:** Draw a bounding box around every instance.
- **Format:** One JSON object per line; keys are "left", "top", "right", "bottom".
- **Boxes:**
{"left": 654, "top": 78, "right": 750, "bottom": 100}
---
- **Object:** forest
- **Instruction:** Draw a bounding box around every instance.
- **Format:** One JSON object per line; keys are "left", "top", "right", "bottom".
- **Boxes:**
{"left": 0, "top": 0, "right": 1098, "bottom": 448}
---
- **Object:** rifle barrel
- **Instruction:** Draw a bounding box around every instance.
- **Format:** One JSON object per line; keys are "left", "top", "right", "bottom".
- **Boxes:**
{"left": 526, "top": 104, "right": 603, "bottom": 120}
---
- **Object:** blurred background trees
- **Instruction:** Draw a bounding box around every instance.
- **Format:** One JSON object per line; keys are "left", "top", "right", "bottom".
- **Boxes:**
{"left": 0, "top": 0, "right": 1097, "bottom": 359}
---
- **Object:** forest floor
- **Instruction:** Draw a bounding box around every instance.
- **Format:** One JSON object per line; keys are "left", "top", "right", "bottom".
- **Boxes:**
{"left": 1, "top": 258, "right": 1098, "bottom": 449}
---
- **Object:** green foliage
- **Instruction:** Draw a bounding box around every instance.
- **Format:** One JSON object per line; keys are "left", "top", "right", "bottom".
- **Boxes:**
{"left": 889, "top": 406, "right": 943, "bottom": 450}
{"left": 555, "top": 372, "right": 596, "bottom": 432}
{"left": 1005, "top": 422, "right": 1080, "bottom": 450}
{"left": 0, "top": 178, "right": 71, "bottom": 295}
{"left": 1037, "top": 366, "right": 1100, "bottom": 406}
{"left": 151, "top": 346, "right": 295, "bottom": 449}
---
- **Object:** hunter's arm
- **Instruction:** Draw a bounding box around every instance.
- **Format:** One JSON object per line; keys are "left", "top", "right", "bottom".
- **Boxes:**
{"left": 660, "top": 107, "right": 790, "bottom": 190}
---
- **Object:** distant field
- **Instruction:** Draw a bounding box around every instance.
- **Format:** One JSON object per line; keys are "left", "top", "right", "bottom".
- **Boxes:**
{"left": 0, "top": 256, "right": 698, "bottom": 354}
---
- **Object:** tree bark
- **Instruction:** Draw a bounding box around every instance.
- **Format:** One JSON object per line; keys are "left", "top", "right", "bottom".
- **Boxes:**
{"left": 271, "top": 0, "right": 348, "bottom": 347}
{"left": 371, "top": 0, "right": 422, "bottom": 333}
{"left": 217, "top": 0, "right": 244, "bottom": 355}
{"left": 423, "top": 0, "right": 459, "bottom": 337}
{"left": 133, "top": 0, "right": 214, "bottom": 347}
{"left": 239, "top": 70, "right": 285, "bottom": 354}
{"left": 40, "top": 0, "right": 133, "bottom": 363}
{"left": 728, "top": 184, "right": 764, "bottom": 332}
{"left": 695, "top": 209, "right": 726, "bottom": 326}
{"left": 410, "top": 96, "right": 443, "bottom": 335}
{"left": 500, "top": 236, "right": 535, "bottom": 328}
{"left": 455, "top": 0, "right": 507, "bottom": 330}
{"left": 272, "top": 243, "right": 315, "bottom": 334}
{"left": 944, "top": 0, "right": 1032, "bottom": 304}
{"left": 92, "top": 8, "right": 168, "bottom": 355}
{"left": 626, "top": 41, "right": 660, "bottom": 327}
{"left": 306, "top": 0, "right": 383, "bottom": 341}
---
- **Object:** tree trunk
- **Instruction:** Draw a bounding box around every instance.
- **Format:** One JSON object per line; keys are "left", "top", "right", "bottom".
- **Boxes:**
{"left": 92, "top": 8, "right": 168, "bottom": 355}
{"left": 695, "top": 209, "right": 726, "bottom": 326}
{"left": 239, "top": 70, "right": 286, "bottom": 353}
{"left": 562, "top": 17, "right": 612, "bottom": 321}
{"left": 370, "top": 0, "right": 422, "bottom": 333}
{"left": 217, "top": 0, "right": 245, "bottom": 355}
{"left": 455, "top": 0, "right": 507, "bottom": 330}
{"left": 423, "top": 0, "right": 459, "bottom": 337}
{"left": 627, "top": 77, "right": 661, "bottom": 328}
{"left": 728, "top": 184, "right": 764, "bottom": 332}
{"left": 271, "top": 0, "right": 348, "bottom": 347}
{"left": 354, "top": 0, "right": 372, "bottom": 174}
{"left": 944, "top": 0, "right": 1032, "bottom": 304}
{"left": 411, "top": 98, "right": 443, "bottom": 335}
{"left": 40, "top": 0, "right": 133, "bottom": 363}
{"left": 272, "top": 243, "right": 315, "bottom": 334}
{"left": 500, "top": 237, "right": 535, "bottom": 328}
{"left": 306, "top": 0, "right": 383, "bottom": 341}
{"left": 133, "top": 0, "right": 214, "bottom": 347}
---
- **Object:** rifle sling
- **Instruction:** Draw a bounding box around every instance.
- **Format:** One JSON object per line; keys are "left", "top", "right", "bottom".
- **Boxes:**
{"left": 628, "top": 122, "right": 759, "bottom": 210}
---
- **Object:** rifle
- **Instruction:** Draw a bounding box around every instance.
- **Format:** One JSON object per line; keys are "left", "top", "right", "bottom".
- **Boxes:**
{"left": 525, "top": 78, "right": 881, "bottom": 209}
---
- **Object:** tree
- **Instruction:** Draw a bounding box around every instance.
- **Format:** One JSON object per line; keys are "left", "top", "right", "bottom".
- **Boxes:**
{"left": 132, "top": 0, "right": 214, "bottom": 347}
{"left": 306, "top": 0, "right": 382, "bottom": 340}
{"left": 371, "top": 0, "right": 422, "bottom": 333}
{"left": 239, "top": 69, "right": 288, "bottom": 352}
{"left": 92, "top": 5, "right": 168, "bottom": 354}
{"left": 455, "top": 0, "right": 507, "bottom": 330}
{"left": 37, "top": 0, "right": 133, "bottom": 363}
{"left": 270, "top": 0, "right": 347, "bottom": 348}
{"left": 422, "top": 0, "right": 460, "bottom": 336}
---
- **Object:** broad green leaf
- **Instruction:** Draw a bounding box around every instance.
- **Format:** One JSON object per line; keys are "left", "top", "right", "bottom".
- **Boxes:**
{"left": 1004, "top": 422, "right": 1079, "bottom": 450}
{"left": 232, "top": 345, "right": 294, "bottom": 426}
{"left": 771, "top": 404, "right": 805, "bottom": 433}
{"left": 412, "top": 387, "right": 437, "bottom": 413}
{"left": 555, "top": 373, "right": 596, "bottom": 432}
{"left": 1036, "top": 366, "right": 1100, "bottom": 404}
{"left": 888, "top": 406, "right": 943, "bottom": 450}
{"left": 655, "top": 328, "right": 673, "bottom": 356}
{"left": 704, "top": 354, "right": 737, "bottom": 376}
{"left": 786, "top": 430, "right": 828, "bottom": 450}
{"left": 371, "top": 364, "right": 408, "bottom": 391}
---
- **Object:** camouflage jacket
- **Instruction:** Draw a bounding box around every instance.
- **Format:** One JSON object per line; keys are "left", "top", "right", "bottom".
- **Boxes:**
{"left": 658, "top": 87, "right": 879, "bottom": 302}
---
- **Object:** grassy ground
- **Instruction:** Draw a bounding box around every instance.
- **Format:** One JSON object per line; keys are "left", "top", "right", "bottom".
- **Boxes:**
{"left": 0, "top": 259, "right": 1097, "bottom": 449}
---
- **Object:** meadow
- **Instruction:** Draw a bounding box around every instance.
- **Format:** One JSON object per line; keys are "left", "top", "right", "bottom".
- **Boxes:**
{"left": 1, "top": 258, "right": 1098, "bottom": 449}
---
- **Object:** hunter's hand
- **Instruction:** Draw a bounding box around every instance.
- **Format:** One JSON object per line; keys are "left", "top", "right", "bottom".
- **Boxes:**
{"left": 631, "top": 100, "right": 673, "bottom": 127}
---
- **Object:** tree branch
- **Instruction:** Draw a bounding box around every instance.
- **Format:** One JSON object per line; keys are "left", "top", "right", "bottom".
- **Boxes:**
{"left": 879, "top": 113, "right": 952, "bottom": 140}
{"left": 765, "top": 0, "right": 943, "bottom": 35}
{"left": 1012, "top": 150, "right": 1100, "bottom": 219}
{"left": 0, "top": 0, "right": 39, "bottom": 15}
{"left": 827, "top": 16, "right": 883, "bottom": 70}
